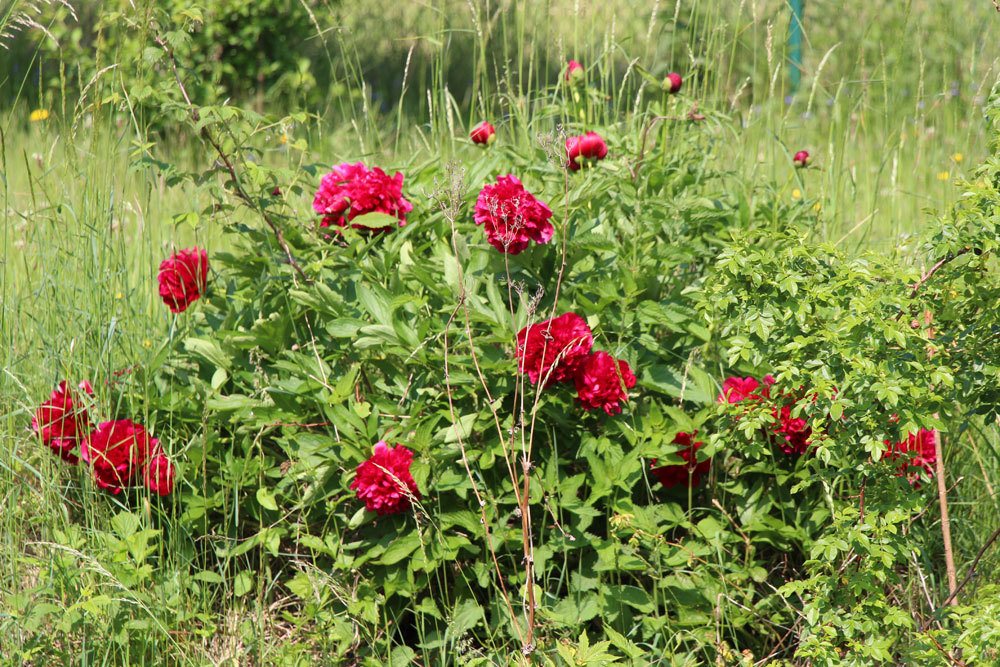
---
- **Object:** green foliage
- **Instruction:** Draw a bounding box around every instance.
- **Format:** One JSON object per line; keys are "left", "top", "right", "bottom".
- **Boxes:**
{"left": 4, "top": 5, "right": 1000, "bottom": 667}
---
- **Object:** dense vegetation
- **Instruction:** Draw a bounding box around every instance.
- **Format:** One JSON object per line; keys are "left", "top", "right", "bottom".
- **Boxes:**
{"left": 2, "top": 1, "right": 1000, "bottom": 665}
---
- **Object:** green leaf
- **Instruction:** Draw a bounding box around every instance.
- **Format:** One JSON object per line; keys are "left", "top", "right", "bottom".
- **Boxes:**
{"left": 256, "top": 487, "right": 278, "bottom": 511}
{"left": 350, "top": 212, "right": 400, "bottom": 229}
{"left": 233, "top": 571, "right": 254, "bottom": 597}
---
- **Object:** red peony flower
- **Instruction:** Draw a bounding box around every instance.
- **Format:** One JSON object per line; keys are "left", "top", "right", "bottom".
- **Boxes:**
{"left": 312, "top": 162, "right": 413, "bottom": 233}
{"left": 663, "top": 72, "right": 683, "bottom": 94}
{"left": 886, "top": 428, "right": 937, "bottom": 487}
{"left": 32, "top": 380, "right": 93, "bottom": 464}
{"left": 516, "top": 313, "right": 594, "bottom": 386}
{"left": 772, "top": 403, "right": 812, "bottom": 455}
{"left": 158, "top": 247, "right": 209, "bottom": 314}
{"left": 470, "top": 121, "right": 497, "bottom": 145}
{"left": 718, "top": 375, "right": 774, "bottom": 404}
{"left": 651, "top": 431, "right": 710, "bottom": 488}
{"left": 473, "top": 175, "right": 555, "bottom": 254}
{"left": 793, "top": 150, "right": 811, "bottom": 168}
{"left": 81, "top": 420, "right": 157, "bottom": 494}
{"left": 144, "top": 452, "right": 176, "bottom": 496}
{"left": 350, "top": 441, "right": 421, "bottom": 515}
{"left": 574, "top": 351, "right": 637, "bottom": 415}
{"left": 566, "top": 59, "right": 584, "bottom": 82}
{"left": 565, "top": 132, "right": 608, "bottom": 171}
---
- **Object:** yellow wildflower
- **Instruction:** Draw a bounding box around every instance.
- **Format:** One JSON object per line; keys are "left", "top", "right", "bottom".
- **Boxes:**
{"left": 792, "top": 188, "right": 802, "bottom": 200}
{"left": 143, "top": 339, "right": 153, "bottom": 349}
{"left": 936, "top": 171, "right": 950, "bottom": 181}
{"left": 279, "top": 133, "right": 289, "bottom": 145}
{"left": 29, "top": 109, "right": 50, "bottom": 122}
{"left": 812, "top": 202, "right": 822, "bottom": 212}
{"left": 952, "top": 152, "right": 963, "bottom": 163}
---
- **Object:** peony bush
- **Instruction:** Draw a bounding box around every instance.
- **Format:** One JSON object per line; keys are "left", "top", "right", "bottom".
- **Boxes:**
{"left": 25, "top": 19, "right": 1000, "bottom": 663}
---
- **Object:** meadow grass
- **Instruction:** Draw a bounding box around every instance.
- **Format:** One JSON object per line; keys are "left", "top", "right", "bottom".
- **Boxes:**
{"left": 2, "top": 0, "right": 1000, "bottom": 663}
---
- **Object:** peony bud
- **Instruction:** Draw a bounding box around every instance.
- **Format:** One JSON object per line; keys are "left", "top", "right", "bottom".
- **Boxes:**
{"left": 566, "top": 59, "right": 584, "bottom": 83}
{"left": 469, "top": 121, "right": 497, "bottom": 146}
{"left": 663, "top": 72, "right": 683, "bottom": 94}
{"left": 793, "top": 150, "right": 811, "bottom": 168}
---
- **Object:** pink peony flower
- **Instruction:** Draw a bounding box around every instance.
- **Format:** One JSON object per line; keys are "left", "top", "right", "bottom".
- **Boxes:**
{"left": 470, "top": 121, "right": 497, "bottom": 145}
{"left": 886, "top": 428, "right": 937, "bottom": 487}
{"left": 574, "top": 351, "right": 637, "bottom": 415}
{"left": 32, "top": 380, "right": 93, "bottom": 464}
{"left": 651, "top": 431, "right": 710, "bottom": 488}
{"left": 663, "top": 72, "right": 683, "bottom": 94}
{"left": 718, "top": 375, "right": 774, "bottom": 404}
{"left": 81, "top": 420, "right": 157, "bottom": 494}
{"left": 473, "top": 175, "right": 554, "bottom": 254}
{"left": 312, "top": 162, "right": 413, "bottom": 233}
{"left": 793, "top": 150, "right": 811, "bottom": 168}
{"left": 516, "top": 313, "right": 594, "bottom": 386}
{"left": 158, "top": 247, "right": 209, "bottom": 314}
{"left": 566, "top": 59, "right": 584, "bottom": 82}
{"left": 144, "top": 453, "right": 176, "bottom": 496}
{"left": 565, "top": 132, "right": 608, "bottom": 171}
{"left": 350, "top": 441, "right": 421, "bottom": 515}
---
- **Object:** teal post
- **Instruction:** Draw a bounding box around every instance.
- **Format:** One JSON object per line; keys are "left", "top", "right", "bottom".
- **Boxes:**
{"left": 788, "top": 0, "right": 804, "bottom": 93}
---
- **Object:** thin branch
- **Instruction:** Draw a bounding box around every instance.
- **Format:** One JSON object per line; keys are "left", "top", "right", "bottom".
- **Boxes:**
{"left": 152, "top": 32, "right": 309, "bottom": 283}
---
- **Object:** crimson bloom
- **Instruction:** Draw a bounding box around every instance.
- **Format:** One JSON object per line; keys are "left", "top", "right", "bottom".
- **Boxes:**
{"left": 566, "top": 59, "right": 584, "bottom": 82}
{"left": 81, "top": 420, "right": 158, "bottom": 494}
{"left": 516, "top": 313, "right": 594, "bottom": 385}
{"left": 470, "top": 121, "right": 497, "bottom": 145}
{"left": 565, "top": 132, "right": 608, "bottom": 171}
{"left": 651, "top": 431, "right": 710, "bottom": 488}
{"left": 886, "top": 428, "right": 937, "bottom": 487}
{"left": 144, "top": 452, "right": 176, "bottom": 496}
{"left": 32, "top": 380, "right": 93, "bottom": 464}
{"left": 312, "top": 162, "right": 413, "bottom": 233}
{"left": 473, "top": 175, "right": 554, "bottom": 254}
{"left": 718, "top": 375, "right": 774, "bottom": 404}
{"left": 350, "top": 441, "right": 421, "bottom": 515}
{"left": 158, "top": 247, "right": 209, "bottom": 313}
{"left": 574, "top": 351, "right": 637, "bottom": 415}
{"left": 773, "top": 403, "right": 812, "bottom": 455}
{"left": 793, "top": 150, "right": 811, "bottom": 168}
{"left": 663, "top": 72, "right": 683, "bottom": 94}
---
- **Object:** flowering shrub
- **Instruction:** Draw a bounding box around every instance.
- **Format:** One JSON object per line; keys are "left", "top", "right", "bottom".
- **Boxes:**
{"left": 31, "top": 19, "right": 1000, "bottom": 663}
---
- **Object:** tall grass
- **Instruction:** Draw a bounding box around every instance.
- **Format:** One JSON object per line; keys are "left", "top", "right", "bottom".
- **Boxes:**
{"left": 2, "top": 0, "right": 999, "bottom": 662}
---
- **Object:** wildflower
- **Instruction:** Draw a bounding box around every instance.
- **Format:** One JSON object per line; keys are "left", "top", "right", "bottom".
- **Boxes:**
{"left": 792, "top": 189, "right": 802, "bottom": 200}
{"left": 936, "top": 171, "right": 950, "bottom": 181}
{"left": 663, "top": 72, "right": 683, "bottom": 94}
{"left": 157, "top": 247, "right": 209, "bottom": 313}
{"left": 470, "top": 121, "right": 497, "bottom": 145}
{"left": 574, "top": 351, "right": 637, "bottom": 415}
{"left": 473, "top": 175, "right": 554, "bottom": 254}
{"left": 565, "top": 132, "right": 608, "bottom": 171}
{"left": 29, "top": 109, "right": 50, "bottom": 123}
{"left": 312, "top": 162, "right": 413, "bottom": 233}
{"left": 952, "top": 153, "right": 963, "bottom": 163}
{"left": 350, "top": 441, "right": 420, "bottom": 515}
{"left": 516, "top": 313, "right": 593, "bottom": 386}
